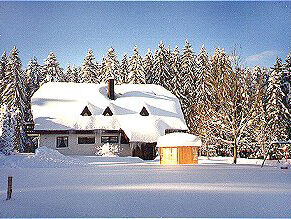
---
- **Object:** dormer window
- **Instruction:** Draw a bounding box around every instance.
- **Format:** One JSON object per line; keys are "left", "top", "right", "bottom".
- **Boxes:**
{"left": 140, "top": 107, "right": 149, "bottom": 116}
{"left": 103, "top": 107, "right": 113, "bottom": 116}
{"left": 81, "top": 106, "right": 92, "bottom": 116}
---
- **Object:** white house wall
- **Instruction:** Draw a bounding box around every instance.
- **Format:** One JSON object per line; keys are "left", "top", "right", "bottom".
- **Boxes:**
{"left": 39, "top": 133, "right": 131, "bottom": 156}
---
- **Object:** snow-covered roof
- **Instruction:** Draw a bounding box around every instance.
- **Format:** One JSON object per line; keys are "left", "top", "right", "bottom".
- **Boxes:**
{"left": 31, "top": 82, "right": 188, "bottom": 142}
{"left": 157, "top": 133, "right": 202, "bottom": 147}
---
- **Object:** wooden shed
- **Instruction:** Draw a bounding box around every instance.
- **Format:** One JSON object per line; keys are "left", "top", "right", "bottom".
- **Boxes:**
{"left": 157, "top": 133, "right": 202, "bottom": 165}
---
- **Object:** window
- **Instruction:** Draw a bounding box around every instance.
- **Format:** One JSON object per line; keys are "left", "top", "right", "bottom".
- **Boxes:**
{"left": 56, "top": 136, "right": 68, "bottom": 148}
{"left": 140, "top": 107, "right": 149, "bottom": 116}
{"left": 78, "top": 136, "right": 95, "bottom": 144}
{"left": 101, "top": 136, "right": 119, "bottom": 143}
{"left": 103, "top": 107, "right": 113, "bottom": 116}
{"left": 81, "top": 106, "right": 92, "bottom": 116}
{"left": 165, "top": 129, "right": 187, "bottom": 134}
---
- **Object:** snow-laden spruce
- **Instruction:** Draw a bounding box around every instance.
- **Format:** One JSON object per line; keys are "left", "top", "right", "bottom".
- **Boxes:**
{"left": 42, "top": 52, "right": 64, "bottom": 83}
{"left": 120, "top": 53, "right": 129, "bottom": 84}
{"left": 80, "top": 49, "right": 100, "bottom": 83}
{"left": 101, "top": 47, "right": 120, "bottom": 84}
{"left": 26, "top": 56, "right": 42, "bottom": 99}
{"left": 128, "top": 46, "right": 146, "bottom": 84}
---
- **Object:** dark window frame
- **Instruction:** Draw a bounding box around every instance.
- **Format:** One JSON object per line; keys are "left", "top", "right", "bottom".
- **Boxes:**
{"left": 56, "top": 136, "right": 68, "bottom": 148}
{"left": 78, "top": 136, "right": 95, "bottom": 144}
{"left": 165, "top": 129, "right": 187, "bottom": 134}
{"left": 101, "top": 136, "right": 119, "bottom": 143}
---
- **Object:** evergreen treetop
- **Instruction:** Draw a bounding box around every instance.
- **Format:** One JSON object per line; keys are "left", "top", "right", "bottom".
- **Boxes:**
{"left": 81, "top": 49, "right": 99, "bottom": 83}
{"left": 128, "top": 46, "right": 146, "bottom": 84}
{"left": 120, "top": 53, "right": 129, "bottom": 84}
{"left": 144, "top": 48, "right": 154, "bottom": 84}
{"left": 42, "top": 52, "right": 64, "bottom": 82}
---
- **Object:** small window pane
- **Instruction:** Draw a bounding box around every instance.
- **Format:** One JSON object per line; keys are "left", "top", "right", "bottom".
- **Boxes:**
{"left": 101, "top": 136, "right": 119, "bottom": 143}
{"left": 78, "top": 137, "right": 95, "bottom": 144}
{"left": 56, "top": 136, "right": 68, "bottom": 148}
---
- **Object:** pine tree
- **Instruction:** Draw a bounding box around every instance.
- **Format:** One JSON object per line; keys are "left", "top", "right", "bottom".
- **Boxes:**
{"left": 42, "top": 52, "right": 64, "bottom": 82}
{"left": 0, "top": 51, "right": 7, "bottom": 81}
{"left": 192, "top": 45, "right": 214, "bottom": 151}
{"left": 11, "top": 109, "right": 21, "bottom": 152}
{"left": 180, "top": 39, "right": 197, "bottom": 101}
{"left": 128, "top": 46, "right": 146, "bottom": 84}
{"left": 65, "top": 64, "right": 73, "bottom": 82}
{"left": 265, "top": 58, "right": 290, "bottom": 157}
{"left": 282, "top": 53, "right": 291, "bottom": 140}
{"left": 0, "top": 51, "right": 8, "bottom": 105}
{"left": 168, "top": 46, "right": 182, "bottom": 94}
{"left": 282, "top": 53, "right": 291, "bottom": 109}
{"left": 179, "top": 39, "right": 197, "bottom": 129}
{"left": 2, "top": 47, "right": 26, "bottom": 114}
{"left": 71, "top": 65, "right": 80, "bottom": 83}
{"left": 0, "top": 106, "right": 14, "bottom": 155}
{"left": 1, "top": 47, "right": 31, "bottom": 152}
{"left": 26, "top": 56, "right": 41, "bottom": 98}
{"left": 81, "top": 49, "right": 99, "bottom": 83}
{"left": 144, "top": 48, "right": 154, "bottom": 84}
{"left": 101, "top": 48, "right": 120, "bottom": 84}
{"left": 120, "top": 53, "right": 129, "bottom": 84}
{"left": 151, "top": 41, "right": 170, "bottom": 87}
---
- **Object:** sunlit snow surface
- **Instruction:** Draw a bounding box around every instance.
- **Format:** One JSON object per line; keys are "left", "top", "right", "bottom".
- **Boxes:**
{"left": 0, "top": 149, "right": 290, "bottom": 217}
{"left": 157, "top": 132, "right": 202, "bottom": 147}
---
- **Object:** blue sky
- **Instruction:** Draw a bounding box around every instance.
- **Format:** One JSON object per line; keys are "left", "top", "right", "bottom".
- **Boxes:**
{"left": 0, "top": 1, "right": 290, "bottom": 69}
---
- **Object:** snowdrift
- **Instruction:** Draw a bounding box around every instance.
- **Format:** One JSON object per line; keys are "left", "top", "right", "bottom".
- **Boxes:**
{"left": 0, "top": 147, "right": 87, "bottom": 168}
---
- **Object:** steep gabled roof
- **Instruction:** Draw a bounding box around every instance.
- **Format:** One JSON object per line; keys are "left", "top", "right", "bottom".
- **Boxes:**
{"left": 31, "top": 82, "right": 187, "bottom": 142}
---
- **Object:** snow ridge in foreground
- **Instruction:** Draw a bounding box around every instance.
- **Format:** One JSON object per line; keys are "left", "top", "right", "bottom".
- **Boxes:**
{"left": 0, "top": 147, "right": 87, "bottom": 168}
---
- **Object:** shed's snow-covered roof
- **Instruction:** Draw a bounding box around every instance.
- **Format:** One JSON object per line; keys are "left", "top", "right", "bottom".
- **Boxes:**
{"left": 157, "top": 133, "right": 202, "bottom": 147}
{"left": 31, "top": 82, "right": 187, "bottom": 142}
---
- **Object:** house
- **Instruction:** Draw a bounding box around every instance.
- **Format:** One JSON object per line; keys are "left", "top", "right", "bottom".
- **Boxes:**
{"left": 29, "top": 79, "right": 188, "bottom": 160}
{"left": 157, "top": 133, "right": 201, "bottom": 164}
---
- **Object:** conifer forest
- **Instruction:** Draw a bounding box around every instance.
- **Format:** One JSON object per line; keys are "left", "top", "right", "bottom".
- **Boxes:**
{"left": 0, "top": 40, "right": 290, "bottom": 161}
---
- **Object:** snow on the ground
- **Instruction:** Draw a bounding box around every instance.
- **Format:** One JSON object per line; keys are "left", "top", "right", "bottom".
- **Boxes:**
{"left": 0, "top": 150, "right": 290, "bottom": 217}
{"left": 0, "top": 147, "right": 87, "bottom": 168}
{"left": 199, "top": 156, "right": 291, "bottom": 167}
{"left": 0, "top": 147, "right": 145, "bottom": 168}
{"left": 0, "top": 147, "right": 289, "bottom": 168}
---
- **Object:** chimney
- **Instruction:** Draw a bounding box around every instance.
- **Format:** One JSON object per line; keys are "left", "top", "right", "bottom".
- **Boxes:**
{"left": 108, "top": 78, "right": 115, "bottom": 100}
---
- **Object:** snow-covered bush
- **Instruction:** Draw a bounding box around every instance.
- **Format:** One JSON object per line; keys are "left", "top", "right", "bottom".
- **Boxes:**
{"left": 95, "top": 143, "right": 119, "bottom": 157}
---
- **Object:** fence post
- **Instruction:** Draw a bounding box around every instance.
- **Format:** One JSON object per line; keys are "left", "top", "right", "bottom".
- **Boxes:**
{"left": 6, "top": 176, "right": 12, "bottom": 200}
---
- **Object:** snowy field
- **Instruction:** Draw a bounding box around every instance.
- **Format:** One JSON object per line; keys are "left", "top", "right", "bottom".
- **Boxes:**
{"left": 0, "top": 149, "right": 290, "bottom": 218}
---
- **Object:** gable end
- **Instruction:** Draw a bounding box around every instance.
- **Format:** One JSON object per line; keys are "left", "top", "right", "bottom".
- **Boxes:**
{"left": 81, "top": 106, "right": 92, "bottom": 116}
{"left": 103, "top": 106, "right": 113, "bottom": 116}
{"left": 140, "top": 107, "right": 149, "bottom": 116}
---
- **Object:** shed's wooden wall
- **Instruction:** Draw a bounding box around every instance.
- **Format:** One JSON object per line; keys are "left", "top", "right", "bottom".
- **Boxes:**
{"left": 160, "top": 146, "right": 199, "bottom": 164}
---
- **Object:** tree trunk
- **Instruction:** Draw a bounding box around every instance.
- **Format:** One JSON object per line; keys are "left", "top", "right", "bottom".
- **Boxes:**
{"left": 233, "top": 138, "right": 237, "bottom": 164}
{"left": 206, "top": 143, "right": 209, "bottom": 160}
